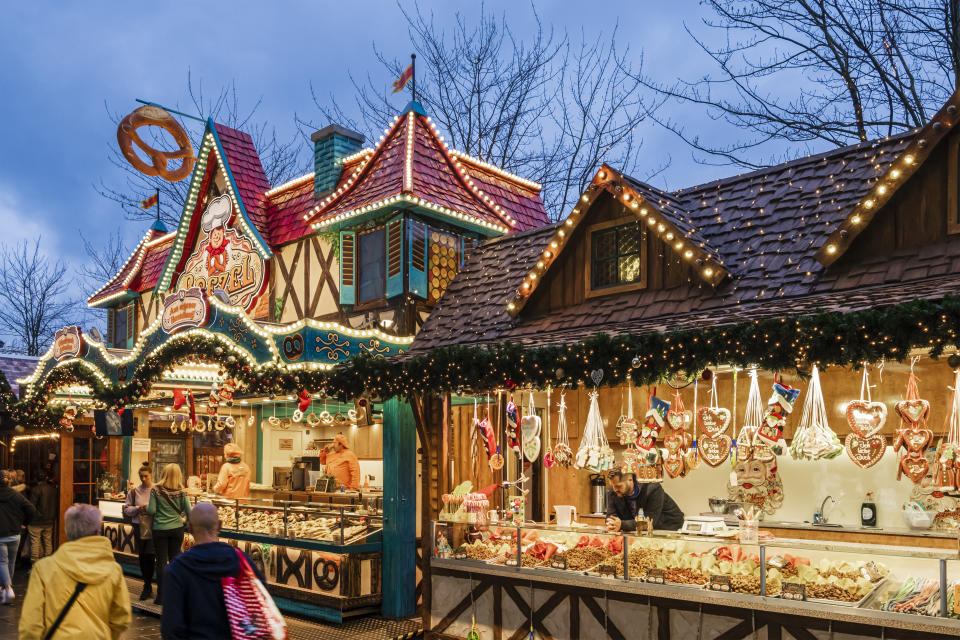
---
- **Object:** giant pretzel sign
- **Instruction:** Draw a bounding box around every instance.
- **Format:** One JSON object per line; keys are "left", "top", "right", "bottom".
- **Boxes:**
{"left": 116, "top": 105, "right": 195, "bottom": 181}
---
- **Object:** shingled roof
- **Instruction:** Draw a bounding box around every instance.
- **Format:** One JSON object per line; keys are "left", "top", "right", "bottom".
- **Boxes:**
{"left": 87, "top": 228, "right": 174, "bottom": 308}
{"left": 303, "top": 104, "right": 549, "bottom": 234}
{"left": 412, "top": 92, "right": 960, "bottom": 352}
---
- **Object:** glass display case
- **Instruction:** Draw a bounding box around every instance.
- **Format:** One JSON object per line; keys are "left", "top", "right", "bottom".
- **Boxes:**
{"left": 432, "top": 520, "right": 960, "bottom": 619}
{"left": 194, "top": 496, "right": 384, "bottom": 545}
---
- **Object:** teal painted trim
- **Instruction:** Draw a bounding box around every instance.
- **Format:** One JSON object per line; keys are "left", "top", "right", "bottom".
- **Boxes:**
{"left": 381, "top": 398, "right": 416, "bottom": 617}
{"left": 256, "top": 404, "right": 264, "bottom": 484}
{"left": 271, "top": 597, "right": 348, "bottom": 623}
{"left": 208, "top": 122, "right": 273, "bottom": 258}
{"left": 121, "top": 436, "right": 132, "bottom": 486}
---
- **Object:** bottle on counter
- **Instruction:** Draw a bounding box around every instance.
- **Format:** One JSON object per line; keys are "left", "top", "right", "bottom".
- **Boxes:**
{"left": 861, "top": 491, "right": 877, "bottom": 527}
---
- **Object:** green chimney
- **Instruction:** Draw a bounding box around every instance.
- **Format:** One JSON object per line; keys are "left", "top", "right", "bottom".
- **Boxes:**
{"left": 311, "top": 124, "right": 365, "bottom": 198}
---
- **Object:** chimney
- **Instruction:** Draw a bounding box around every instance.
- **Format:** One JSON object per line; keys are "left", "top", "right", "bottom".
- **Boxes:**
{"left": 311, "top": 124, "right": 365, "bottom": 198}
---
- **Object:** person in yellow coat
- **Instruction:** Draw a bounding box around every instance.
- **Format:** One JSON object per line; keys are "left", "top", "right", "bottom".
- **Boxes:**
{"left": 318, "top": 433, "right": 361, "bottom": 490}
{"left": 213, "top": 443, "right": 251, "bottom": 499}
{"left": 19, "top": 503, "right": 131, "bottom": 639}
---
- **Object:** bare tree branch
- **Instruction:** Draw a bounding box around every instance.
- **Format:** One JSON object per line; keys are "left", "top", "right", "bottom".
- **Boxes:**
{"left": 0, "top": 239, "right": 76, "bottom": 356}
{"left": 97, "top": 72, "right": 309, "bottom": 227}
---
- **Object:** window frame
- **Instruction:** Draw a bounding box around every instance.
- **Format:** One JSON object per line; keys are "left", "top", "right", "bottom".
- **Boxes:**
{"left": 356, "top": 225, "right": 387, "bottom": 304}
{"left": 948, "top": 130, "right": 960, "bottom": 235}
{"left": 584, "top": 216, "right": 647, "bottom": 298}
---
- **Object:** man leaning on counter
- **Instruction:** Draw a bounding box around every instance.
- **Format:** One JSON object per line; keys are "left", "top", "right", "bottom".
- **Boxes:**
{"left": 605, "top": 470, "right": 685, "bottom": 532}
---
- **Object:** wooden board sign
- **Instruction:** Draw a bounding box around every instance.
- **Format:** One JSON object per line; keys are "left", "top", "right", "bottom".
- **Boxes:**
{"left": 161, "top": 287, "right": 209, "bottom": 333}
{"left": 782, "top": 582, "right": 806, "bottom": 601}
{"left": 709, "top": 575, "right": 731, "bottom": 592}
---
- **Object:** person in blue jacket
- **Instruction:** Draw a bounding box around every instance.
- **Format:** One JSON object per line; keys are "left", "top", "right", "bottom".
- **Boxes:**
{"left": 160, "top": 502, "right": 269, "bottom": 639}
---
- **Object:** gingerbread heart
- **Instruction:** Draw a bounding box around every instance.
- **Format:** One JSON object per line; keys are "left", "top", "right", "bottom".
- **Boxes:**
{"left": 663, "top": 454, "right": 684, "bottom": 479}
{"left": 901, "top": 454, "right": 929, "bottom": 483}
{"left": 896, "top": 399, "right": 930, "bottom": 425}
{"left": 904, "top": 428, "right": 932, "bottom": 452}
{"left": 844, "top": 432, "right": 886, "bottom": 468}
{"left": 663, "top": 430, "right": 685, "bottom": 454}
{"left": 666, "top": 409, "right": 691, "bottom": 431}
{"left": 846, "top": 401, "right": 887, "bottom": 437}
{"left": 697, "top": 407, "right": 731, "bottom": 437}
{"left": 698, "top": 434, "right": 732, "bottom": 467}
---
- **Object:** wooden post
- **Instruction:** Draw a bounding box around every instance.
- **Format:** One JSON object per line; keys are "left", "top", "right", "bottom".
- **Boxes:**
{"left": 382, "top": 397, "right": 417, "bottom": 617}
{"left": 58, "top": 433, "right": 73, "bottom": 548}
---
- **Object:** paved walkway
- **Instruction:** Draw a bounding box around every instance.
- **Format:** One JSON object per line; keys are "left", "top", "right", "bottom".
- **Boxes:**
{"left": 1, "top": 568, "right": 422, "bottom": 640}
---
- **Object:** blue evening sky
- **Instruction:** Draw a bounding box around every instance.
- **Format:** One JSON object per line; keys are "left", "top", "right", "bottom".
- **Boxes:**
{"left": 0, "top": 1, "right": 783, "bottom": 281}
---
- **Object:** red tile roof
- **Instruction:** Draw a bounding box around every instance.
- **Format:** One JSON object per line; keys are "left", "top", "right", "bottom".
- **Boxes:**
{"left": 87, "top": 229, "right": 173, "bottom": 307}
{"left": 303, "top": 111, "right": 549, "bottom": 233}
{"left": 214, "top": 124, "right": 272, "bottom": 245}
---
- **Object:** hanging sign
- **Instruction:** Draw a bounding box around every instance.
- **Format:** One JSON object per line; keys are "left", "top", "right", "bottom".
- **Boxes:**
{"left": 132, "top": 437, "right": 152, "bottom": 452}
{"left": 53, "top": 326, "right": 86, "bottom": 360}
{"left": 161, "top": 287, "right": 210, "bottom": 334}
{"left": 175, "top": 195, "right": 267, "bottom": 312}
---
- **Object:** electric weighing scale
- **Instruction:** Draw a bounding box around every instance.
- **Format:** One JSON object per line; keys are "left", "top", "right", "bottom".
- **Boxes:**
{"left": 680, "top": 515, "right": 729, "bottom": 536}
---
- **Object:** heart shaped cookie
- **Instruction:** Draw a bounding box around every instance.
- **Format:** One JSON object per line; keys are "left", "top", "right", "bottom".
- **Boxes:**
{"left": 663, "top": 429, "right": 685, "bottom": 454}
{"left": 901, "top": 454, "right": 929, "bottom": 483}
{"left": 896, "top": 399, "right": 930, "bottom": 425}
{"left": 666, "top": 409, "right": 691, "bottom": 431}
{"left": 904, "top": 428, "right": 932, "bottom": 452}
{"left": 845, "top": 401, "right": 887, "bottom": 437}
{"left": 523, "top": 436, "right": 541, "bottom": 462}
{"left": 663, "top": 454, "right": 684, "bottom": 479}
{"left": 697, "top": 407, "right": 731, "bottom": 437}
{"left": 844, "top": 432, "right": 886, "bottom": 468}
{"left": 698, "top": 434, "right": 732, "bottom": 467}
{"left": 520, "top": 414, "right": 541, "bottom": 440}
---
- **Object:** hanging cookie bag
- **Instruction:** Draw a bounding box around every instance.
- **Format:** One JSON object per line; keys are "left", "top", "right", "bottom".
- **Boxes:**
{"left": 551, "top": 391, "right": 573, "bottom": 468}
{"left": 789, "top": 364, "right": 842, "bottom": 460}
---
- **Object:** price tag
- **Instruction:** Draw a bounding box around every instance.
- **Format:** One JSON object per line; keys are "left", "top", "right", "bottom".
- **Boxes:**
{"left": 709, "top": 575, "right": 731, "bottom": 592}
{"left": 550, "top": 557, "right": 567, "bottom": 570}
{"left": 505, "top": 558, "right": 518, "bottom": 567}
{"left": 597, "top": 565, "right": 617, "bottom": 577}
{"left": 646, "top": 568, "right": 665, "bottom": 584}
{"left": 782, "top": 582, "right": 806, "bottom": 601}
{"left": 452, "top": 552, "right": 467, "bottom": 560}
{"left": 954, "top": 585, "right": 960, "bottom": 615}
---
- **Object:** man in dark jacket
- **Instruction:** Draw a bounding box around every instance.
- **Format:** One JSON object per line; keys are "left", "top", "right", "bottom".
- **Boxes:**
{"left": 604, "top": 470, "right": 684, "bottom": 531}
{"left": 28, "top": 471, "right": 58, "bottom": 562}
{"left": 0, "top": 469, "right": 36, "bottom": 604}
{"left": 161, "top": 502, "right": 270, "bottom": 639}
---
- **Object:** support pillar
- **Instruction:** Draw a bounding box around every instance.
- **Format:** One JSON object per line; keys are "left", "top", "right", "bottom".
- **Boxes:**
{"left": 382, "top": 397, "right": 417, "bottom": 617}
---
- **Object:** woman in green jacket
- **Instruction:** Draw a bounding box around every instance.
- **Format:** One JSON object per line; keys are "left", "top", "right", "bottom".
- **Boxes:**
{"left": 146, "top": 463, "right": 190, "bottom": 606}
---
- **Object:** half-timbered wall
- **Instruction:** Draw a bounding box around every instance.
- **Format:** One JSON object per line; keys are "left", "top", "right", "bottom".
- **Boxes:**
{"left": 272, "top": 236, "right": 341, "bottom": 323}
{"left": 525, "top": 192, "right": 700, "bottom": 316}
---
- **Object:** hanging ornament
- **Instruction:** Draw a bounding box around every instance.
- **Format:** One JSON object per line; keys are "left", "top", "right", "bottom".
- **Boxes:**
{"left": 755, "top": 375, "right": 800, "bottom": 452}
{"left": 934, "top": 369, "right": 960, "bottom": 491}
{"left": 737, "top": 369, "right": 773, "bottom": 461}
{"left": 520, "top": 392, "right": 541, "bottom": 462}
{"left": 173, "top": 388, "right": 187, "bottom": 411}
{"left": 219, "top": 377, "right": 238, "bottom": 401}
{"left": 634, "top": 389, "right": 667, "bottom": 483}
{"left": 470, "top": 398, "right": 481, "bottom": 472}
{"left": 476, "top": 396, "right": 503, "bottom": 471}
{"left": 551, "top": 391, "right": 573, "bottom": 468}
{"left": 727, "top": 457, "right": 785, "bottom": 516}
{"left": 542, "top": 387, "right": 555, "bottom": 468}
{"left": 844, "top": 365, "right": 887, "bottom": 468}
{"left": 293, "top": 389, "right": 311, "bottom": 423}
{"left": 662, "top": 388, "right": 694, "bottom": 478}
{"left": 575, "top": 390, "right": 614, "bottom": 472}
{"left": 59, "top": 404, "right": 77, "bottom": 432}
{"left": 616, "top": 379, "right": 639, "bottom": 445}
{"left": 207, "top": 384, "right": 221, "bottom": 417}
{"left": 698, "top": 373, "right": 732, "bottom": 467}
{"left": 789, "top": 365, "right": 843, "bottom": 460}
{"left": 187, "top": 390, "right": 198, "bottom": 429}
{"left": 506, "top": 395, "right": 521, "bottom": 455}
{"left": 894, "top": 358, "right": 934, "bottom": 483}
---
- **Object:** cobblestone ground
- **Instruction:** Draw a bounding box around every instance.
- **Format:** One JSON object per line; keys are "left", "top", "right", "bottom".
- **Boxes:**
{"left": 2, "top": 566, "right": 422, "bottom": 639}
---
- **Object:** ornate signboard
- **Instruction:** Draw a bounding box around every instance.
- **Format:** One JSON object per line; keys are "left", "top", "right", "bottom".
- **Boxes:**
{"left": 53, "top": 326, "right": 85, "bottom": 360}
{"left": 175, "top": 194, "right": 267, "bottom": 312}
{"left": 161, "top": 287, "right": 210, "bottom": 334}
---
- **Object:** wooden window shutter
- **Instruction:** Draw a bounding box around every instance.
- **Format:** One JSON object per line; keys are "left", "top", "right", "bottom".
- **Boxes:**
{"left": 126, "top": 302, "right": 135, "bottom": 341}
{"left": 407, "top": 219, "right": 428, "bottom": 298}
{"left": 385, "top": 215, "right": 404, "bottom": 298}
{"left": 339, "top": 230, "right": 356, "bottom": 305}
{"left": 107, "top": 308, "right": 116, "bottom": 347}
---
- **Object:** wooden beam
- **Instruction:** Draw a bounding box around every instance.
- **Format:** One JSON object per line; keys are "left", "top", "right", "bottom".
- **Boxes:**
{"left": 381, "top": 397, "right": 418, "bottom": 618}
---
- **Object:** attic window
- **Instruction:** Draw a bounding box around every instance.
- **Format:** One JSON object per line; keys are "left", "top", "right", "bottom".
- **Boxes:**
{"left": 357, "top": 227, "right": 386, "bottom": 302}
{"left": 587, "top": 219, "right": 646, "bottom": 296}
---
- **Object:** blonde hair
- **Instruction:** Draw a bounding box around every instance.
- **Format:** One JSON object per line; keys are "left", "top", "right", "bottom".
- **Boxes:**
{"left": 157, "top": 463, "right": 184, "bottom": 491}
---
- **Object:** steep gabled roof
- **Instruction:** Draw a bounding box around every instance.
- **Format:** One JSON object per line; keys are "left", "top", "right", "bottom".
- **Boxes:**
{"left": 87, "top": 228, "right": 174, "bottom": 308}
{"left": 304, "top": 104, "right": 549, "bottom": 234}
{"left": 214, "top": 123, "right": 272, "bottom": 245}
{"left": 413, "top": 91, "right": 960, "bottom": 352}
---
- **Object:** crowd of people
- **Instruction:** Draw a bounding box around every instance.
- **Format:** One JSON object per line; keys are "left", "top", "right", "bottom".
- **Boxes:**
{"left": 0, "top": 458, "right": 280, "bottom": 639}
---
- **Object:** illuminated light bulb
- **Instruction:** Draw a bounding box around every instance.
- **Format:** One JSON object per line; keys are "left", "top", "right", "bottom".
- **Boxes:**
{"left": 507, "top": 302, "right": 516, "bottom": 310}
{"left": 864, "top": 200, "right": 874, "bottom": 208}
{"left": 904, "top": 155, "right": 914, "bottom": 164}
{"left": 851, "top": 215, "right": 861, "bottom": 224}
{"left": 537, "top": 261, "right": 544, "bottom": 268}
{"left": 522, "top": 282, "right": 530, "bottom": 289}
{"left": 657, "top": 224, "right": 665, "bottom": 232}
{"left": 877, "top": 185, "right": 887, "bottom": 195}
{"left": 666, "top": 232, "right": 674, "bottom": 240}
{"left": 544, "top": 251, "right": 552, "bottom": 258}
{"left": 581, "top": 195, "right": 589, "bottom": 202}
{"left": 631, "top": 201, "right": 638, "bottom": 209}
{"left": 675, "top": 242, "right": 683, "bottom": 250}
{"left": 565, "top": 219, "right": 573, "bottom": 226}
{"left": 684, "top": 250, "right": 694, "bottom": 259}
{"left": 558, "top": 230, "right": 565, "bottom": 237}
{"left": 551, "top": 242, "right": 558, "bottom": 248}
{"left": 704, "top": 267, "right": 714, "bottom": 277}
{"left": 640, "top": 208, "right": 648, "bottom": 216}
{"left": 826, "top": 244, "right": 837, "bottom": 254}
{"left": 891, "top": 169, "right": 901, "bottom": 178}
{"left": 529, "top": 273, "right": 537, "bottom": 280}
{"left": 647, "top": 217, "right": 656, "bottom": 226}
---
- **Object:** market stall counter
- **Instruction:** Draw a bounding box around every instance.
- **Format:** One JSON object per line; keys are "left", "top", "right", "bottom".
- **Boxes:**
{"left": 99, "top": 495, "right": 384, "bottom": 623}
{"left": 428, "top": 521, "right": 960, "bottom": 640}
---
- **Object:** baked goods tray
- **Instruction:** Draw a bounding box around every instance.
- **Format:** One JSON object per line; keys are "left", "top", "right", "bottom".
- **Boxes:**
{"left": 804, "top": 578, "right": 886, "bottom": 608}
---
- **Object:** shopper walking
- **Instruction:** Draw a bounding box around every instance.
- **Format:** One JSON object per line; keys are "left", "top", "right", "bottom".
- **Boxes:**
{"left": 0, "top": 469, "right": 35, "bottom": 604}
{"left": 19, "top": 503, "right": 131, "bottom": 640}
{"left": 28, "top": 470, "right": 58, "bottom": 563}
{"left": 124, "top": 463, "right": 156, "bottom": 600}
{"left": 147, "top": 463, "right": 190, "bottom": 606}
{"left": 161, "top": 502, "right": 277, "bottom": 639}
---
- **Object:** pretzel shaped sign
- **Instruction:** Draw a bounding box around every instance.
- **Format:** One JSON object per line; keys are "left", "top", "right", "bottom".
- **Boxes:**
{"left": 117, "top": 105, "right": 195, "bottom": 182}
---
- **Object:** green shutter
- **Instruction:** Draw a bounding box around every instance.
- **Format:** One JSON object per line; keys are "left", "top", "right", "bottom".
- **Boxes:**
{"left": 339, "top": 230, "right": 356, "bottom": 305}
{"left": 385, "top": 215, "right": 404, "bottom": 298}
{"left": 407, "top": 220, "right": 428, "bottom": 299}
{"left": 107, "top": 308, "right": 116, "bottom": 346}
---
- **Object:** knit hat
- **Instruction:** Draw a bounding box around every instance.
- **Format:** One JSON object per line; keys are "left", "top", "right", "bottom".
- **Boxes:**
{"left": 224, "top": 443, "right": 243, "bottom": 459}
{"left": 334, "top": 433, "right": 349, "bottom": 449}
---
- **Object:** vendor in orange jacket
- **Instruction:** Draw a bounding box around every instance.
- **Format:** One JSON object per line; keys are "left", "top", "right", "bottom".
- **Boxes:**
{"left": 318, "top": 433, "right": 361, "bottom": 490}
{"left": 214, "top": 443, "right": 251, "bottom": 498}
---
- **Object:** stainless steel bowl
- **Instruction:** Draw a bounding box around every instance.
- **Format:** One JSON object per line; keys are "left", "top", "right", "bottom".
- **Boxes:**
{"left": 708, "top": 497, "right": 728, "bottom": 514}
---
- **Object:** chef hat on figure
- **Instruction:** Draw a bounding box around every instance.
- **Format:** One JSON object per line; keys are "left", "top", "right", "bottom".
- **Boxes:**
{"left": 201, "top": 194, "right": 232, "bottom": 233}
